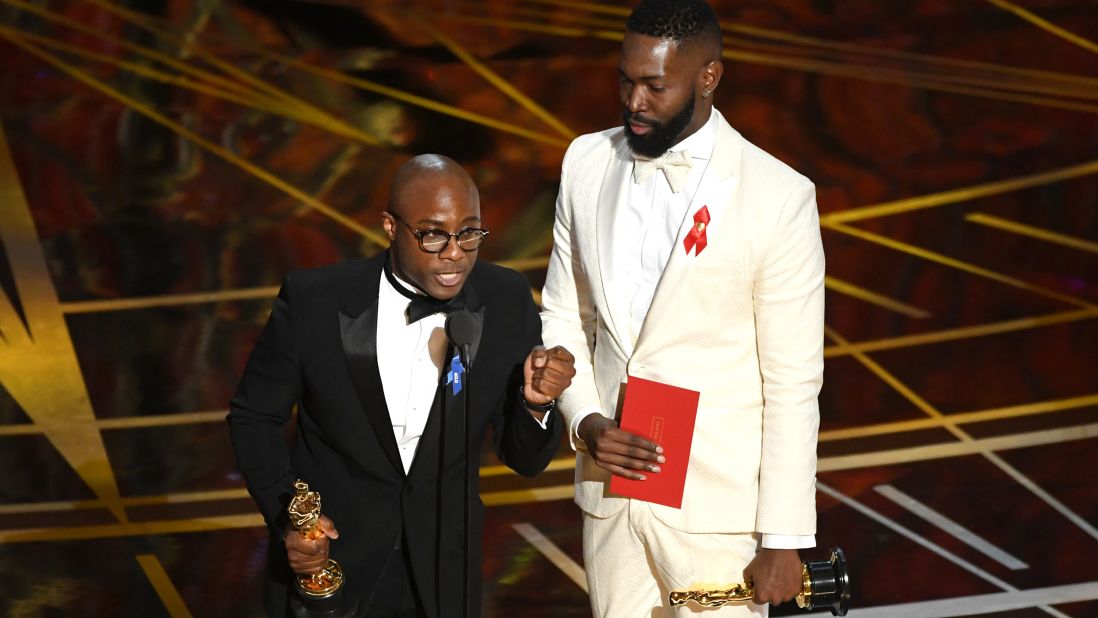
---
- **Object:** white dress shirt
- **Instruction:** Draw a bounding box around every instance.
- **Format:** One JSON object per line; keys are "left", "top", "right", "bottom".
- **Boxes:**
{"left": 376, "top": 270, "right": 449, "bottom": 473}
{"left": 377, "top": 269, "right": 551, "bottom": 473}
{"left": 576, "top": 109, "right": 813, "bottom": 549}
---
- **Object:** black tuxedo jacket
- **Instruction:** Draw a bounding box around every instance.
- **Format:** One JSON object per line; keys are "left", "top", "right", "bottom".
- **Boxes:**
{"left": 228, "top": 252, "right": 562, "bottom": 617}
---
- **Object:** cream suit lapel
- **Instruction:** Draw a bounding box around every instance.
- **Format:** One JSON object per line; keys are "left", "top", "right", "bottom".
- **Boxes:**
{"left": 594, "top": 134, "right": 636, "bottom": 354}
{"left": 632, "top": 113, "right": 743, "bottom": 364}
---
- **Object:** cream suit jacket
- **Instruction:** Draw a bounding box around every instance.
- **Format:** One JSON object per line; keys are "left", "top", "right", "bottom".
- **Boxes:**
{"left": 541, "top": 111, "right": 824, "bottom": 535}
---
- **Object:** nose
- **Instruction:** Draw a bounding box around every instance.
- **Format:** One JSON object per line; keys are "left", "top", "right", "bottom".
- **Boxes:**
{"left": 623, "top": 84, "right": 647, "bottom": 114}
{"left": 438, "top": 235, "right": 463, "bottom": 261}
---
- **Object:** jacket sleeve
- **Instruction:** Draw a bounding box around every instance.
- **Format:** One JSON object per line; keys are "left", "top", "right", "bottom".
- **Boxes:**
{"left": 753, "top": 179, "right": 824, "bottom": 536}
{"left": 539, "top": 141, "right": 605, "bottom": 444}
{"left": 492, "top": 271, "right": 563, "bottom": 477}
{"left": 227, "top": 274, "right": 303, "bottom": 538}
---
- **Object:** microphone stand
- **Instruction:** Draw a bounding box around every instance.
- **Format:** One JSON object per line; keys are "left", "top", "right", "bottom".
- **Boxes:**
{"left": 460, "top": 341, "right": 472, "bottom": 618}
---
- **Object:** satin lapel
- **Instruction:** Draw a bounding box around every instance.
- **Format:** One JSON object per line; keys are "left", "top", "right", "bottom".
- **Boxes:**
{"left": 339, "top": 256, "right": 404, "bottom": 476}
{"left": 633, "top": 114, "right": 743, "bottom": 360}
{"left": 595, "top": 135, "right": 634, "bottom": 353}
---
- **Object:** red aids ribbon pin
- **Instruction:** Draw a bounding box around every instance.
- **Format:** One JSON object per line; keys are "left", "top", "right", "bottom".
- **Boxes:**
{"left": 683, "top": 205, "right": 710, "bottom": 256}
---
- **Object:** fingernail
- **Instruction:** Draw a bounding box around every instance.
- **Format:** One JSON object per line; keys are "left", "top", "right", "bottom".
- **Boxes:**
{"left": 649, "top": 466, "right": 661, "bottom": 473}
{"left": 655, "top": 446, "right": 664, "bottom": 454}
{"left": 656, "top": 455, "right": 665, "bottom": 464}
{"left": 637, "top": 475, "right": 646, "bottom": 481}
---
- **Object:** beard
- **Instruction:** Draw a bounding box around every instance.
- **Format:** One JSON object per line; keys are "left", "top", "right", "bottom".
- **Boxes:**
{"left": 623, "top": 92, "right": 697, "bottom": 158}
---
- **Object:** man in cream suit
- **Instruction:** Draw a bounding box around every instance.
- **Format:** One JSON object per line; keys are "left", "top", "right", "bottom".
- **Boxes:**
{"left": 540, "top": 1, "right": 824, "bottom": 615}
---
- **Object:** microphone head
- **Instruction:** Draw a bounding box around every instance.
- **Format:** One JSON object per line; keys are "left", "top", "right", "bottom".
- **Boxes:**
{"left": 445, "top": 310, "right": 479, "bottom": 348}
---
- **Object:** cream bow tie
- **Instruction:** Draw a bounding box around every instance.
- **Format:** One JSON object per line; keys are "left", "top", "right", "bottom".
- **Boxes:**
{"left": 633, "top": 150, "right": 692, "bottom": 193}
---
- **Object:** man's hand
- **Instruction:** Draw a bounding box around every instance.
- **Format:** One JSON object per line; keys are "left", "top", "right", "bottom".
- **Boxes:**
{"left": 523, "top": 345, "right": 576, "bottom": 409}
{"left": 576, "top": 414, "right": 664, "bottom": 480}
{"left": 743, "top": 548, "right": 802, "bottom": 606}
{"left": 285, "top": 514, "right": 339, "bottom": 575}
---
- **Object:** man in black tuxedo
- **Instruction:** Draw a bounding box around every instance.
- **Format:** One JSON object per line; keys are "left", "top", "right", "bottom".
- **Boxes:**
{"left": 228, "top": 154, "right": 573, "bottom": 617}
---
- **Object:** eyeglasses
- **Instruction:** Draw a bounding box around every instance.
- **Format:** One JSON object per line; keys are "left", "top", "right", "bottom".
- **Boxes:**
{"left": 387, "top": 212, "right": 490, "bottom": 253}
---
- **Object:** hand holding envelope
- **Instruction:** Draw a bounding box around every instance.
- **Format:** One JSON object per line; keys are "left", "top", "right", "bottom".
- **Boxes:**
{"left": 577, "top": 414, "right": 666, "bottom": 480}
{"left": 579, "top": 376, "right": 700, "bottom": 509}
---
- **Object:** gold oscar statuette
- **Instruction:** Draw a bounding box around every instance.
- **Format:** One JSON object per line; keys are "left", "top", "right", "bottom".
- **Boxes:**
{"left": 287, "top": 480, "right": 360, "bottom": 618}
{"left": 669, "top": 547, "right": 850, "bottom": 616}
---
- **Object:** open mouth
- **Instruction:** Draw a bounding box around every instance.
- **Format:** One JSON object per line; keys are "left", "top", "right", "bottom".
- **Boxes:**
{"left": 434, "top": 271, "right": 464, "bottom": 287}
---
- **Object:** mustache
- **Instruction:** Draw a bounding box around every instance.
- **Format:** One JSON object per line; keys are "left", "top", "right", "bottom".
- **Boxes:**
{"left": 623, "top": 111, "right": 659, "bottom": 127}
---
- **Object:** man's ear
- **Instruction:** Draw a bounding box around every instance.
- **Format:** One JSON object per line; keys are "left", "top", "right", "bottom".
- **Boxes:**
{"left": 701, "top": 59, "right": 723, "bottom": 95}
{"left": 381, "top": 213, "right": 397, "bottom": 241}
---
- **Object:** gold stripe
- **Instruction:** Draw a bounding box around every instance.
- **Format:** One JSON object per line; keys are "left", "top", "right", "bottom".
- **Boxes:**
{"left": 0, "top": 33, "right": 389, "bottom": 247}
{"left": 480, "top": 455, "right": 575, "bottom": 477}
{"left": 481, "top": 484, "right": 575, "bottom": 506}
{"left": 76, "top": 0, "right": 570, "bottom": 149}
{"left": 825, "top": 326, "right": 1098, "bottom": 541}
{"left": 57, "top": 259, "right": 550, "bottom": 315}
{"left": 822, "top": 159, "right": 1098, "bottom": 224}
{"left": 8, "top": 416, "right": 1098, "bottom": 541}
{"left": 136, "top": 555, "right": 194, "bottom": 618}
{"left": 0, "top": 26, "right": 380, "bottom": 147}
{"left": 0, "top": 514, "right": 264, "bottom": 543}
{"left": 820, "top": 393, "right": 1098, "bottom": 442}
{"left": 984, "top": 0, "right": 1098, "bottom": 55}
{"left": 418, "top": 21, "right": 576, "bottom": 140}
{"left": 0, "top": 410, "right": 227, "bottom": 437}
{"left": 518, "top": 0, "right": 1098, "bottom": 90}
{"left": 966, "top": 212, "right": 1098, "bottom": 254}
{"left": 425, "top": 11, "right": 1098, "bottom": 114}
{"left": 825, "top": 276, "right": 931, "bottom": 319}
{"left": 60, "top": 287, "right": 281, "bottom": 314}
{"left": 819, "top": 421, "right": 1098, "bottom": 472}
{"left": 825, "top": 308, "right": 1098, "bottom": 358}
{"left": 0, "top": 121, "right": 127, "bottom": 522}
{"left": 823, "top": 222, "right": 1096, "bottom": 310}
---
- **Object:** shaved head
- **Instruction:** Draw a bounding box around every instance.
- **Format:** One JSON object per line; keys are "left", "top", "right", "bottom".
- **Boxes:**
{"left": 388, "top": 154, "right": 478, "bottom": 220}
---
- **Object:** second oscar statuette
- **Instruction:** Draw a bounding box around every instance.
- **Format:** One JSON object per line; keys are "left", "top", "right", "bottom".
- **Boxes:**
{"left": 669, "top": 547, "right": 850, "bottom": 616}
{"left": 287, "top": 480, "right": 361, "bottom": 618}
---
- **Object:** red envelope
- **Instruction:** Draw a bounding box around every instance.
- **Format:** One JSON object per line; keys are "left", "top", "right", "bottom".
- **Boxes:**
{"left": 608, "top": 376, "right": 700, "bottom": 508}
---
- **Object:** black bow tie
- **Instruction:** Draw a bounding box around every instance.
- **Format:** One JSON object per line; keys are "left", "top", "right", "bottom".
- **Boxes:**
{"left": 384, "top": 260, "right": 467, "bottom": 324}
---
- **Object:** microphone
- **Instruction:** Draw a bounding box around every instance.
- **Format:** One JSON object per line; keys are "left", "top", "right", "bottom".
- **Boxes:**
{"left": 443, "top": 308, "right": 480, "bottom": 618}
{"left": 445, "top": 310, "right": 479, "bottom": 368}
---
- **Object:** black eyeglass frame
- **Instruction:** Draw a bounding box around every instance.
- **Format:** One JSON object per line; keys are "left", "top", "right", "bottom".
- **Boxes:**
{"left": 386, "top": 211, "right": 490, "bottom": 253}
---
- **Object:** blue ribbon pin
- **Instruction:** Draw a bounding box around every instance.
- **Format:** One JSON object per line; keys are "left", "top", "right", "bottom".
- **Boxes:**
{"left": 446, "top": 353, "right": 465, "bottom": 395}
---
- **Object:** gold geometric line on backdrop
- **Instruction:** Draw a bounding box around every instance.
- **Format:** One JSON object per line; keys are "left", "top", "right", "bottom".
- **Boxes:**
{"left": 965, "top": 212, "right": 1098, "bottom": 254}
{"left": 819, "top": 393, "right": 1098, "bottom": 443}
{"left": 522, "top": 0, "right": 1098, "bottom": 90}
{"left": 2, "top": 391, "right": 1094, "bottom": 517}
{"left": 0, "top": 121, "right": 126, "bottom": 523}
{"left": 825, "top": 308, "right": 1098, "bottom": 358}
{"left": 822, "top": 221, "right": 1097, "bottom": 311}
{"left": 822, "top": 159, "right": 1098, "bottom": 224}
{"left": 825, "top": 325, "right": 1098, "bottom": 543}
{"left": 985, "top": 0, "right": 1098, "bottom": 56}
{"left": 3, "top": 420, "right": 1097, "bottom": 543}
{"left": 421, "top": 8, "right": 1098, "bottom": 114}
{"left": 0, "top": 0, "right": 385, "bottom": 149}
{"left": 72, "top": 0, "right": 571, "bottom": 148}
{"left": 417, "top": 20, "right": 577, "bottom": 140}
{"left": 0, "top": 31, "right": 389, "bottom": 247}
{"left": 824, "top": 276, "right": 931, "bottom": 319}
{"left": 136, "top": 554, "right": 194, "bottom": 618}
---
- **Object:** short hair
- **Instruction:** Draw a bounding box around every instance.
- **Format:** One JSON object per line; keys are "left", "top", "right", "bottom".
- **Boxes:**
{"left": 626, "top": 0, "right": 721, "bottom": 51}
